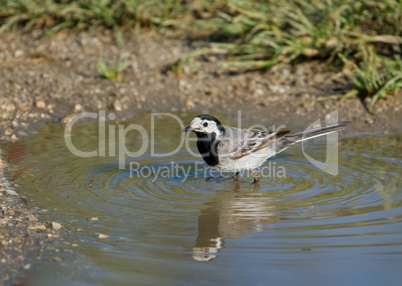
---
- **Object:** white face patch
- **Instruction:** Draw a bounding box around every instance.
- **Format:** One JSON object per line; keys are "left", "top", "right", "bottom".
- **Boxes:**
{"left": 189, "top": 117, "right": 222, "bottom": 138}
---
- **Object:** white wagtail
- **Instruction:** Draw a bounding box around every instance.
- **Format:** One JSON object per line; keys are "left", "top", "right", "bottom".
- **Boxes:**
{"left": 181, "top": 114, "right": 349, "bottom": 184}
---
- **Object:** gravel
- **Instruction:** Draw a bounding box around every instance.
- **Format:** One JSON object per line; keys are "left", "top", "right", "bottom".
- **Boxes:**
{"left": 0, "top": 158, "right": 56, "bottom": 284}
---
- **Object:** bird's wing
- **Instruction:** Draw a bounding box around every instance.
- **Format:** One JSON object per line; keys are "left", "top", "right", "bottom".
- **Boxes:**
{"left": 227, "top": 129, "right": 291, "bottom": 160}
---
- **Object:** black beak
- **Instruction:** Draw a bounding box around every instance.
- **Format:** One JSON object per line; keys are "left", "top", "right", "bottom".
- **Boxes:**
{"left": 181, "top": 126, "right": 192, "bottom": 132}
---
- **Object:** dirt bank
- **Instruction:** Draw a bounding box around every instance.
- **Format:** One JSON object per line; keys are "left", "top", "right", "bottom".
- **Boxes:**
{"left": 0, "top": 28, "right": 401, "bottom": 284}
{"left": 1, "top": 28, "right": 401, "bottom": 144}
{"left": 0, "top": 157, "right": 63, "bottom": 285}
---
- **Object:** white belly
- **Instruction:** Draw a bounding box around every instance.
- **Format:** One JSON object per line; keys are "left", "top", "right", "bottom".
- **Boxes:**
{"left": 216, "top": 146, "right": 276, "bottom": 172}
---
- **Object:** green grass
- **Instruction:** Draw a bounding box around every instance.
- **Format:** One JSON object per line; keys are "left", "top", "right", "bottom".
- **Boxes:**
{"left": 96, "top": 54, "right": 129, "bottom": 79}
{"left": 0, "top": 0, "right": 215, "bottom": 32}
{"left": 340, "top": 50, "right": 402, "bottom": 107}
{"left": 1, "top": 0, "right": 401, "bottom": 103}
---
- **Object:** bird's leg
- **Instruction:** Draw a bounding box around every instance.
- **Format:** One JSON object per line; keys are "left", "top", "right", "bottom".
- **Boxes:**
{"left": 251, "top": 169, "right": 260, "bottom": 184}
{"left": 252, "top": 182, "right": 260, "bottom": 193}
{"left": 233, "top": 171, "right": 240, "bottom": 181}
{"left": 232, "top": 180, "right": 241, "bottom": 192}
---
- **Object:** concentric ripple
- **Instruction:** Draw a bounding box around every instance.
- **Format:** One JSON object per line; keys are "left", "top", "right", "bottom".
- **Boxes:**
{"left": 82, "top": 157, "right": 221, "bottom": 214}
{"left": 3, "top": 116, "right": 402, "bottom": 285}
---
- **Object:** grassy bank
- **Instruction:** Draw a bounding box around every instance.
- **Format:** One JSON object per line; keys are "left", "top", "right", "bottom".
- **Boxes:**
{"left": 1, "top": 0, "right": 401, "bottom": 106}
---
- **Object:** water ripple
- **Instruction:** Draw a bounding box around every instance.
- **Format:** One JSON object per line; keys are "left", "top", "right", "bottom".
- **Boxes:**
{"left": 3, "top": 119, "right": 402, "bottom": 285}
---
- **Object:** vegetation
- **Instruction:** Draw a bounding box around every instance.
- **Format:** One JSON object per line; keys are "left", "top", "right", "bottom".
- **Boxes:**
{"left": 1, "top": 0, "right": 401, "bottom": 103}
{"left": 96, "top": 55, "right": 129, "bottom": 80}
{"left": 340, "top": 51, "right": 402, "bottom": 106}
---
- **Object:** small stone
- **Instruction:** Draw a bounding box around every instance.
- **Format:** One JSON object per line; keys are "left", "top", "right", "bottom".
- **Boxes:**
{"left": 28, "top": 214, "right": 38, "bottom": 222}
{"left": 47, "top": 103, "right": 56, "bottom": 110}
{"left": 29, "top": 224, "right": 46, "bottom": 231}
{"left": 6, "top": 104, "right": 16, "bottom": 112}
{"left": 11, "top": 134, "right": 18, "bottom": 142}
{"left": 74, "top": 104, "right": 82, "bottom": 113}
{"left": 1, "top": 240, "right": 8, "bottom": 246}
{"left": 365, "top": 117, "right": 374, "bottom": 125}
{"left": 15, "top": 49, "right": 24, "bottom": 57}
{"left": 130, "top": 61, "right": 139, "bottom": 73}
{"left": 61, "top": 114, "right": 75, "bottom": 129}
{"left": 36, "top": 100, "right": 46, "bottom": 109}
{"left": 51, "top": 222, "right": 62, "bottom": 231}
{"left": 6, "top": 190, "right": 18, "bottom": 196}
{"left": 98, "top": 234, "right": 109, "bottom": 239}
{"left": 17, "top": 130, "right": 28, "bottom": 137}
{"left": 186, "top": 99, "right": 195, "bottom": 109}
{"left": 1, "top": 112, "right": 9, "bottom": 120}
{"left": 89, "top": 217, "right": 98, "bottom": 221}
{"left": 113, "top": 100, "right": 122, "bottom": 111}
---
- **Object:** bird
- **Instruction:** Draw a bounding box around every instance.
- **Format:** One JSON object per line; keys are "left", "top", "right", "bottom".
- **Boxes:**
{"left": 181, "top": 114, "right": 349, "bottom": 184}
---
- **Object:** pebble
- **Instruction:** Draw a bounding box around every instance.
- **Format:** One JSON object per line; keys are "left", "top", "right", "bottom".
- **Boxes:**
{"left": 186, "top": 99, "right": 195, "bottom": 109}
{"left": 74, "top": 104, "right": 83, "bottom": 113}
{"left": 17, "top": 130, "right": 28, "bottom": 137}
{"left": 35, "top": 100, "right": 46, "bottom": 109}
{"left": 130, "top": 61, "right": 139, "bottom": 73}
{"left": 51, "top": 222, "right": 62, "bottom": 231}
{"left": 5, "top": 190, "right": 18, "bottom": 196}
{"left": 365, "top": 117, "right": 374, "bottom": 125}
{"left": 1, "top": 112, "right": 9, "bottom": 120}
{"left": 113, "top": 100, "right": 122, "bottom": 111}
{"left": 61, "top": 114, "right": 75, "bottom": 129}
{"left": 6, "top": 104, "right": 16, "bottom": 112}
{"left": 28, "top": 224, "right": 46, "bottom": 231}
{"left": 28, "top": 214, "right": 38, "bottom": 222}
{"left": 14, "top": 49, "right": 24, "bottom": 57}
{"left": 98, "top": 234, "right": 109, "bottom": 239}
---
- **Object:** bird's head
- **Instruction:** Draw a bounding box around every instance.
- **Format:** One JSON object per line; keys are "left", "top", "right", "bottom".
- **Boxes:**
{"left": 181, "top": 114, "right": 225, "bottom": 138}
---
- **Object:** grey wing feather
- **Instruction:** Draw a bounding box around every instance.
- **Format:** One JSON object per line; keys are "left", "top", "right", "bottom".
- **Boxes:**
{"left": 218, "top": 122, "right": 349, "bottom": 161}
{"left": 219, "top": 127, "right": 289, "bottom": 160}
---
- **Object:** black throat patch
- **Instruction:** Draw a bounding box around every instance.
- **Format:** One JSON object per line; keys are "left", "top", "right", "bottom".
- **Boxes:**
{"left": 195, "top": 131, "right": 220, "bottom": 166}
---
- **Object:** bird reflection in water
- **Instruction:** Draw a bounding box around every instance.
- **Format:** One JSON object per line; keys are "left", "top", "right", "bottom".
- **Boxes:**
{"left": 193, "top": 183, "right": 278, "bottom": 261}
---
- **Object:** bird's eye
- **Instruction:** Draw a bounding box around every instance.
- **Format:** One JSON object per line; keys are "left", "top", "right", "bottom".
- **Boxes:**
{"left": 203, "top": 122, "right": 208, "bottom": 127}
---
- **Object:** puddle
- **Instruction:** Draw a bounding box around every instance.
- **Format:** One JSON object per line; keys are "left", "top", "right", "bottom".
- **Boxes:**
{"left": 3, "top": 112, "right": 402, "bottom": 285}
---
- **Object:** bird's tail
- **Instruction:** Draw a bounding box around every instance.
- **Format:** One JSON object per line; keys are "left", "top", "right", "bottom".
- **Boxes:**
{"left": 276, "top": 122, "right": 350, "bottom": 154}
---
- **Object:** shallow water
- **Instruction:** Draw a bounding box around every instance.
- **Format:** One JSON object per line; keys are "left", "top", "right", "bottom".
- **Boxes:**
{"left": 4, "top": 112, "right": 402, "bottom": 286}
